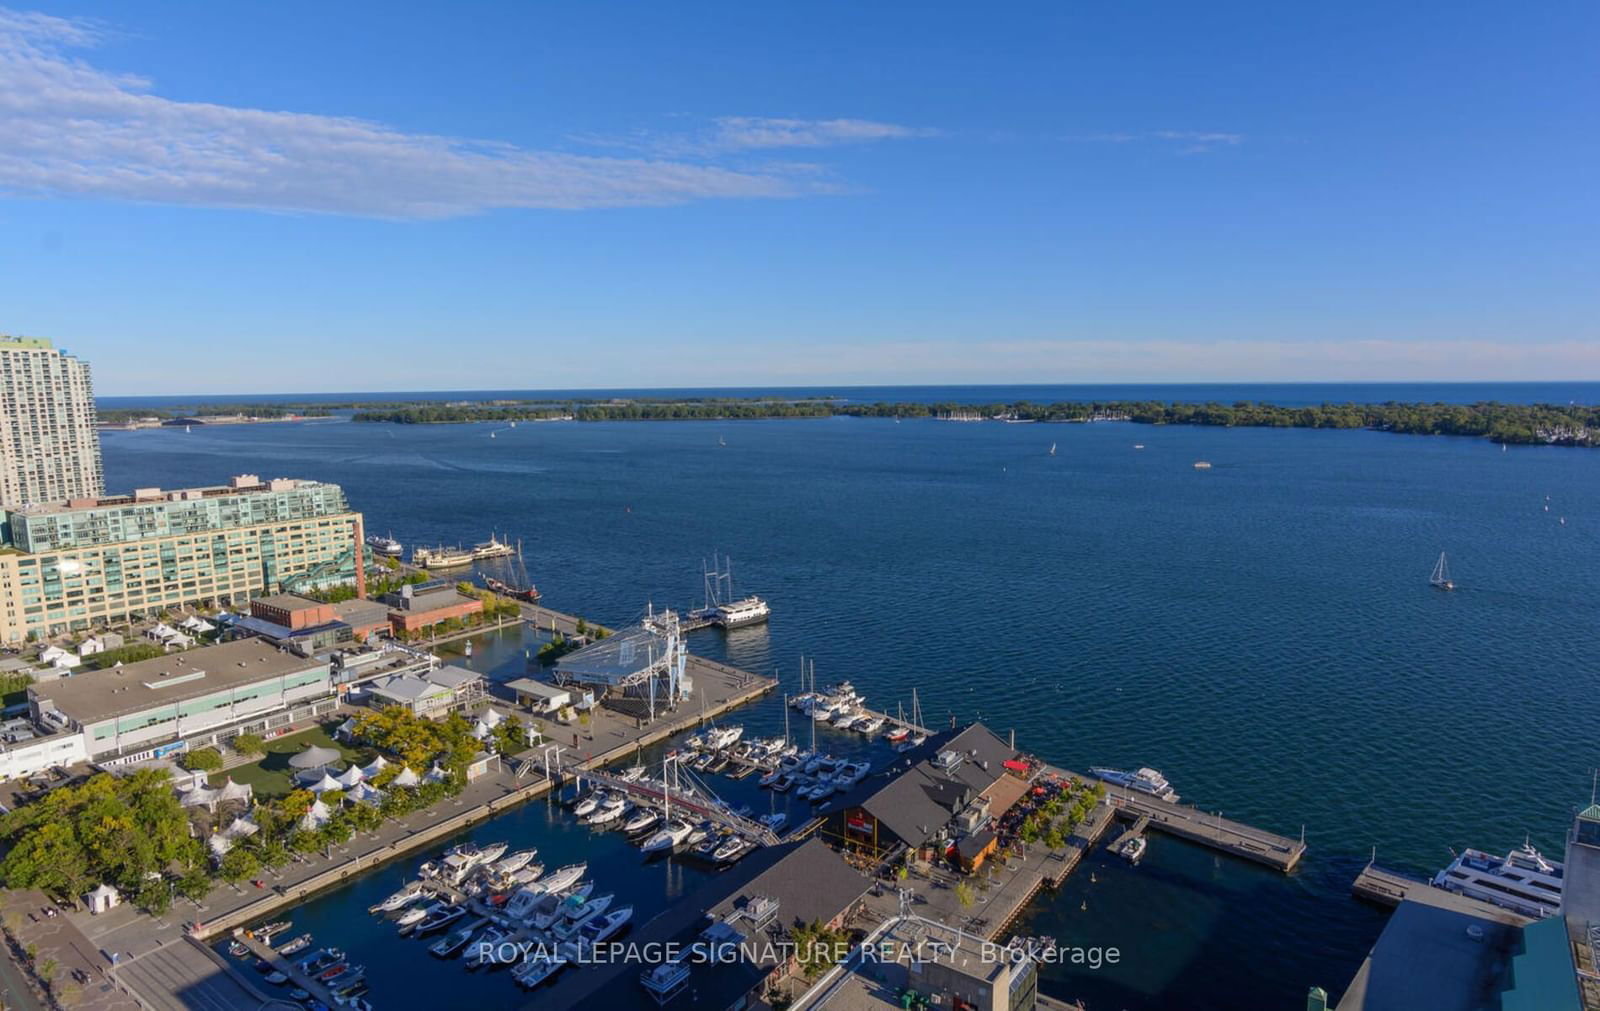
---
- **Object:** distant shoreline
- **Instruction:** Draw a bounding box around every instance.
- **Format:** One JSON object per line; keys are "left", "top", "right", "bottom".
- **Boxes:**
{"left": 319, "top": 397, "right": 1597, "bottom": 448}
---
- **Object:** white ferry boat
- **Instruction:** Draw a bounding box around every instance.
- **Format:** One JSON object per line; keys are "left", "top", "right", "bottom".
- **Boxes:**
{"left": 365, "top": 533, "right": 403, "bottom": 557}
{"left": 1432, "top": 841, "right": 1563, "bottom": 919}
{"left": 714, "top": 595, "right": 770, "bottom": 628}
{"left": 1088, "top": 767, "right": 1179, "bottom": 803}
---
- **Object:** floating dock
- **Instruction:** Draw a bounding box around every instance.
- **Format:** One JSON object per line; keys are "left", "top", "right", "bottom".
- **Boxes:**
{"left": 1056, "top": 767, "right": 1307, "bottom": 872}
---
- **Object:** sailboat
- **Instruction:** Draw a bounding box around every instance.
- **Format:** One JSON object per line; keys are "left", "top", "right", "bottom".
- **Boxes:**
{"left": 1429, "top": 552, "right": 1455, "bottom": 591}
{"left": 718, "top": 435, "right": 727, "bottom": 447}
{"left": 1048, "top": 442, "right": 1056, "bottom": 457}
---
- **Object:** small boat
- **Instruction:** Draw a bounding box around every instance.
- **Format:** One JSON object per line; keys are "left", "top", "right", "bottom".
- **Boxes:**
{"left": 513, "top": 951, "right": 567, "bottom": 988}
{"left": 772, "top": 773, "right": 796, "bottom": 793}
{"left": 758, "top": 767, "right": 783, "bottom": 787}
{"left": 264, "top": 971, "right": 288, "bottom": 985}
{"left": 641, "top": 818, "right": 694, "bottom": 854}
{"left": 572, "top": 792, "right": 603, "bottom": 817}
{"left": 1134, "top": 443, "right": 1144, "bottom": 449}
{"left": 1118, "top": 836, "right": 1147, "bottom": 863}
{"left": 553, "top": 894, "right": 613, "bottom": 940}
{"left": 895, "top": 735, "right": 927, "bottom": 753}
{"left": 623, "top": 808, "right": 662, "bottom": 835}
{"left": 372, "top": 887, "right": 427, "bottom": 913}
{"left": 855, "top": 716, "right": 884, "bottom": 735}
{"left": 466, "top": 925, "right": 511, "bottom": 969}
{"left": 760, "top": 812, "right": 787, "bottom": 832}
{"left": 317, "top": 961, "right": 352, "bottom": 981}
{"left": 429, "top": 924, "right": 479, "bottom": 958}
{"left": 227, "top": 941, "right": 249, "bottom": 958}
{"left": 1193, "top": 460, "right": 1212, "bottom": 469}
{"left": 1430, "top": 551, "right": 1455, "bottom": 591}
{"left": 494, "top": 848, "right": 538, "bottom": 875}
{"left": 534, "top": 862, "right": 587, "bottom": 896}
{"left": 580, "top": 905, "right": 634, "bottom": 945}
{"left": 413, "top": 903, "right": 467, "bottom": 935}
{"left": 326, "top": 965, "right": 366, "bottom": 988}
{"left": 884, "top": 726, "right": 910, "bottom": 743}
{"left": 588, "top": 801, "right": 626, "bottom": 825}
{"left": 299, "top": 947, "right": 343, "bottom": 974}
{"left": 536, "top": 880, "right": 595, "bottom": 928}
{"left": 252, "top": 920, "right": 291, "bottom": 941}
{"left": 713, "top": 836, "right": 753, "bottom": 863}
{"left": 617, "top": 765, "right": 647, "bottom": 782}
{"left": 276, "top": 933, "right": 313, "bottom": 956}
{"left": 1048, "top": 442, "right": 1056, "bottom": 456}
{"left": 395, "top": 902, "right": 439, "bottom": 929}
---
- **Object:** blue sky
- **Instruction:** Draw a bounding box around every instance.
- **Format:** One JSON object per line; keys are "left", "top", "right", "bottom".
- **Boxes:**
{"left": 0, "top": 1, "right": 1595, "bottom": 394}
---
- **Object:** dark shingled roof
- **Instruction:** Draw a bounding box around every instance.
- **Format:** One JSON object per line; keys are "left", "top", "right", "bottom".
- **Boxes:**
{"left": 820, "top": 722, "right": 1017, "bottom": 847}
{"left": 532, "top": 837, "right": 872, "bottom": 1011}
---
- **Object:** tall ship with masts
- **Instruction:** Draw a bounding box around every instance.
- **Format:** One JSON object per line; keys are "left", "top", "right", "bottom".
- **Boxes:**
{"left": 483, "top": 539, "right": 541, "bottom": 602}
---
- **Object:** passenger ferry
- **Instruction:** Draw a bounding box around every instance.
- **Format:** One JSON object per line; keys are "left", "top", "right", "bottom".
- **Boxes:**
{"left": 1432, "top": 841, "right": 1564, "bottom": 919}
{"left": 1088, "top": 766, "right": 1179, "bottom": 803}
{"left": 713, "top": 595, "right": 771, "bottom": 628}
{"left": 365, "top": 533, "right": 404, "bottom": 557}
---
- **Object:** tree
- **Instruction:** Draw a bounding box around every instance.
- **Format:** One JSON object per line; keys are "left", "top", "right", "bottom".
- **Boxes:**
{"left": 955, "top": 881, "right": 975, "bottom": 908}
{"left": 181, "top": 747, "right": 224, "bottom": 772}
{"left": 136, "top": 877, "right": 172, "bottom": 916}
{"left": 218, "top": 847, "right": 260, "bottom": 885}
{"left": 177, "top": 866, "right": 212, "bottom": 902}
{"left": 232, "top": 733, "right": 266, "bottom": 758}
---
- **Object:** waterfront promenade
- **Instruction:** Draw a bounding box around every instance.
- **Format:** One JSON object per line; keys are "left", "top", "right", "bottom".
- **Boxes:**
{"left": 58, "top": 622, "right": 774, "bottom": 1009}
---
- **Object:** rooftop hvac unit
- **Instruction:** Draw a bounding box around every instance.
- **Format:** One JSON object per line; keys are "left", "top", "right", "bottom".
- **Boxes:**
{"left": 744, "top": 895, "right": 780, "bottom": 929}
{"left": 934, "top": 750, "right": 964, "bottom": 773}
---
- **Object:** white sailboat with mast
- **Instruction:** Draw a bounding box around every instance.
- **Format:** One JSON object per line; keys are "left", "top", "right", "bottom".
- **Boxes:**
{"left": 1430, "top": 552, "right": 1455, "bottom": 591}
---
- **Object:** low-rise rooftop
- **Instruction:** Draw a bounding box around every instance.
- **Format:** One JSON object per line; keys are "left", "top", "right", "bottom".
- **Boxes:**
{"left": 28, "top": 640, "right": 323, "bottom": 726}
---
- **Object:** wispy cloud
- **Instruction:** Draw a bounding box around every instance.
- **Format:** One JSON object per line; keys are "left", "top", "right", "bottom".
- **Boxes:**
{"left": 571, "top": 116, "right": 939, "bottom": 159}
{"left": 1068, "top": 130, "right": 1244, "bottom": 154}
{"left": 0, "top": 9, "right": 904, "bottom": 219}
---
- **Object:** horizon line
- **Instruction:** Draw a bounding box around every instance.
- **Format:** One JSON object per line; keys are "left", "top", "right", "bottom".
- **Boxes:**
{"left": 94, "top": 379, "right": 1600, "bottom": 400}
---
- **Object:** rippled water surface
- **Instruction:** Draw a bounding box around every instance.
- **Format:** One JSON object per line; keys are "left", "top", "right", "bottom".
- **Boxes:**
{"left": 103, "top": 410, "right": 1600, "bottom": 1009}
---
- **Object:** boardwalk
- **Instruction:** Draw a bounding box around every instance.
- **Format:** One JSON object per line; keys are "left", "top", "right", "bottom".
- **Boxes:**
{"left": 1057, "top": 768, "right": 1307, "bottom": 871}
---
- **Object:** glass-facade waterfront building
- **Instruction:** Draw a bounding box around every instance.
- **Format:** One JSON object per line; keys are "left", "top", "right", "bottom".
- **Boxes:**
{"left": 0, "top": 475, "right": 367, "bottom": 643}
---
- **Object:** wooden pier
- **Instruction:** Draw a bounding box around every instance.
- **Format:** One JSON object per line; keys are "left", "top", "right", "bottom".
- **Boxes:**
{"left": 1350, "top": 862, "right": 1533, "bottom": 923}
{"left": 1056, "top": 768, "right": 1307, "bottom": 872}
{"left": 233, "top": 929, "right": 346, "bottom": 1008}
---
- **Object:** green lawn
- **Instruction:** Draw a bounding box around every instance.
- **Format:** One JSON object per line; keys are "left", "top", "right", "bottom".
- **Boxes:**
{"left": 222, "top": 723, "right": 370, "bottom": 799}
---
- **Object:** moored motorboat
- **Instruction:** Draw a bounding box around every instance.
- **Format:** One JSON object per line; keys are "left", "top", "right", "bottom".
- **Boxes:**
{"left": 429, "top": 923, "right": 479, "bottom": 958}
{"left": 276, "top": 932, "right": 313, "bottom": 956}
{"left": 640, "top": 818, "right": 694, "bottom": 854}
{"left": 580, "top": 905, "right": 634, "bottom": 945}
{"left": 1088, "top": 766, "right": 1179, "bottom": 803}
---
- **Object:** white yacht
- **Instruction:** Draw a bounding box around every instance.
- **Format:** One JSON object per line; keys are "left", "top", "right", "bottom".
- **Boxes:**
{"left": 533, "top": 863, "right": 587, "bottom": 896}
{"left": 1088, "top": 767, "right": 1179, "bottom": 803}
{"left": 504, "top": 886, "right": 545, "bottom": 921}
{"left": 715, "top": 725, "right": 746, "bottom": 750}
{"left": 641, "top": 819, "right": 694, "bottom": 854}
{"left": 1432, "top": 841, "right": 1564, "bottom": 919}
{"left": 494, "top": 848, "right": 538, "bottom": 876}
{"left": 714, "top": 596, "right": 771, "bottom": 628}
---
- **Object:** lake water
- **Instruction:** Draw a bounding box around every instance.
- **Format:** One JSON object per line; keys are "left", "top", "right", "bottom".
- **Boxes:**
{"left": 99, "top": 400, "right": 1600, "bottom": 1009}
